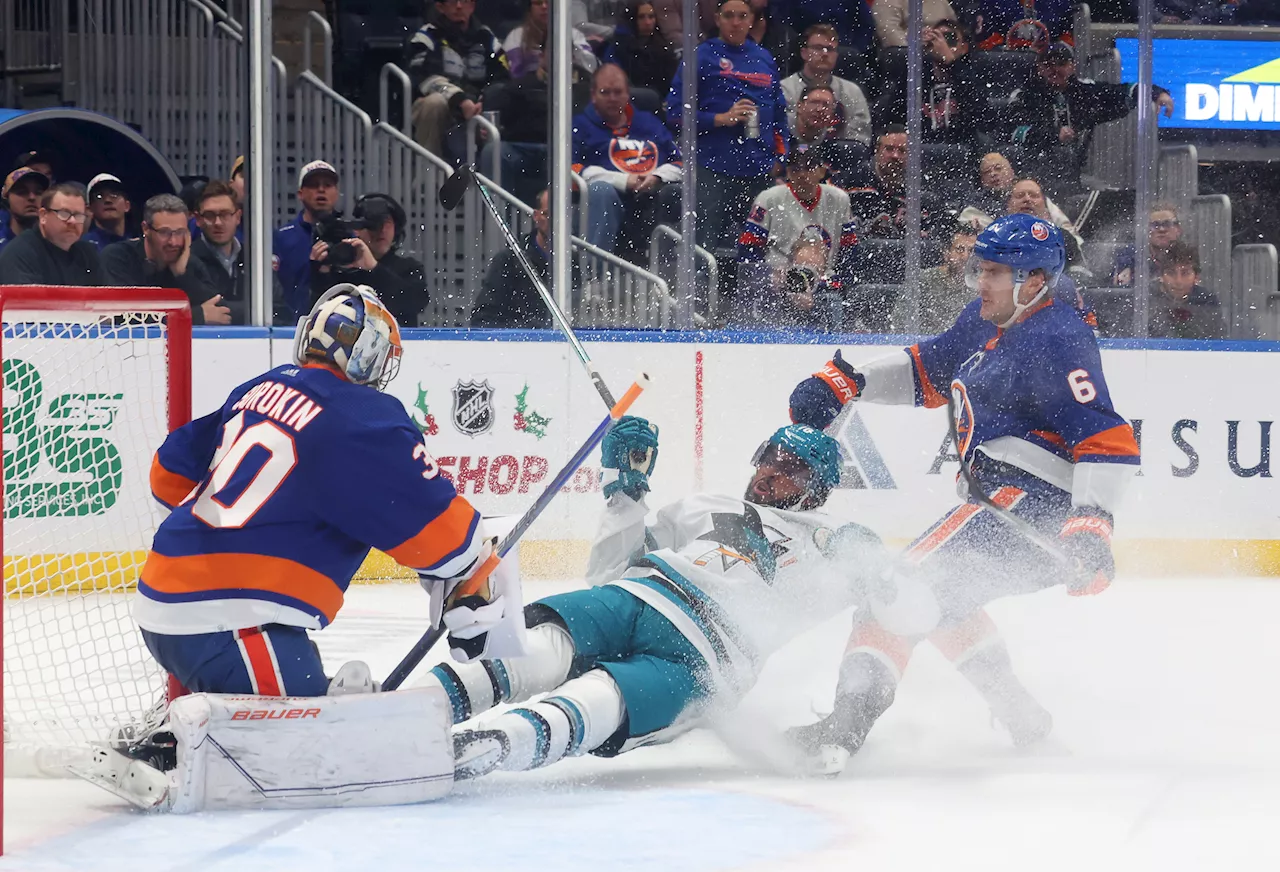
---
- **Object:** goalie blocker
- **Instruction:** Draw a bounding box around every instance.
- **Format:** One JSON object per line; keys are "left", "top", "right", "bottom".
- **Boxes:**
{"left": 75, "top": 685, "right": 457, "bottom": 812}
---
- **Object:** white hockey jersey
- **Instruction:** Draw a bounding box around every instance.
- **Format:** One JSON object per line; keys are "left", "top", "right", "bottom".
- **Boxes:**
{"left": 738, "top": 183, "right": 858, "bottom": 278}
{"left": 585, "top": 492, "right": 876, "bottom": 699}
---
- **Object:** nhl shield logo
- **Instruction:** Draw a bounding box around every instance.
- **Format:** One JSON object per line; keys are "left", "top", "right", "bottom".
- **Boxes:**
{"left": 452, "top": 380, "right": 495, "bottom": 436}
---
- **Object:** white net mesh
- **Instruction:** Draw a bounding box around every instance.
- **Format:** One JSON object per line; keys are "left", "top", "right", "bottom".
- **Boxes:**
{"left": 3, "top": 310, "right": 177, "bottom": 774}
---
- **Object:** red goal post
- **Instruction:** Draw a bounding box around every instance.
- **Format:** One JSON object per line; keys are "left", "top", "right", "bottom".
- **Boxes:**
{"left": 0, "top": 287, "right": 192, "bottom": 853}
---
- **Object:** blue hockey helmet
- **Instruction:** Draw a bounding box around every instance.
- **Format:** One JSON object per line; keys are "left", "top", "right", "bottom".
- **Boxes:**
{"left": 293, "top": 283, "right": 403, "bottom": 390}
{"left": 749, "top": 424, "right": 843, "bottom": 510}
{"left": 966, "top": 212, "right": 1066, "bottom": 327}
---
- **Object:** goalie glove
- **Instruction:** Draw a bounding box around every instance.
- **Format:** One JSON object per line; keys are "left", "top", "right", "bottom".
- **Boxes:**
{"left": 789, "top": 349, "right": 865, "bottom": 430}
{"left": 601, "top": 415, "right": 659, "bottom": 500}
{"left": 1058, "top": 507, "right": 1115, "bottom": 596}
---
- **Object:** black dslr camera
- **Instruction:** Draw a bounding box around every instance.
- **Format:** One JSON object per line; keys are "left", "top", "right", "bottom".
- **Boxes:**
{"left": 313, "top": 213, "right": 367, "bottom": 266}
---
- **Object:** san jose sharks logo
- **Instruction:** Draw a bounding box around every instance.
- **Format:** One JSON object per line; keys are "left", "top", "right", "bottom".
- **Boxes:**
{"left": 452, "top": 379, "right": 494, "bottom": 436}
{"left": 693, "top": 505, "right": 792, "bottom": 582}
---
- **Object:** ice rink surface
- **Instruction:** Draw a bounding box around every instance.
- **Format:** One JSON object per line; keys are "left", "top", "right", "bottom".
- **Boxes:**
{"left": 4, "top": 576, "right": 1280, "bottom": 872}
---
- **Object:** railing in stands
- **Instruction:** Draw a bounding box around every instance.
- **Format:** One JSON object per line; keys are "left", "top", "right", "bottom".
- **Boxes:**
{"left": 295, "top": 69, "right": 373, "bottom": 212}
{"left": 1233, "top": 244, "right": 1279, "bottom": 340}
{"left": 648, "top": 224, "right": 718, "bottom": 325}
{"left": 302, "top": 10, "right": 333, "bottom": 88}
{"left": 1158, "top": 144, "right": 1198, "bottom": 219}
{"left": 380, "top": 62, "right": 412, "bottom": 137}
{"left": 0, "top": 0, "right": 65, "bottom": 106}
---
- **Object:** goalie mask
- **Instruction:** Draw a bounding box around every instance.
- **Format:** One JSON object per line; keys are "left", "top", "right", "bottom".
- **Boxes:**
{"left": 747, "top": 425, "right": 842, "bottom": 511}
{"left": 293, "top": 284, "right": 403, "bottom": 390}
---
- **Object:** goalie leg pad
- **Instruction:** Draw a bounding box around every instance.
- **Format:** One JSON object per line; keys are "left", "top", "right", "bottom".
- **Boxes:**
{"left": 161, "top": 687, "right": 454, "bottom": 813}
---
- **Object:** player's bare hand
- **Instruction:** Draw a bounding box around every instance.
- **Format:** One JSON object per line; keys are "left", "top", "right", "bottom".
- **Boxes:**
{"left": 201, "top": 294, "right": 232, "bottom": 325}
{"left": 348, "top": 238, "right": 378, "bottom": 271}
{"left": 1155, "top": 91, "right": 1175, "bottom": 118}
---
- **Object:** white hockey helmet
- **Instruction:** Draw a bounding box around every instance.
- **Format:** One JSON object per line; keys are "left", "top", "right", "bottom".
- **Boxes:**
{"left": 293, "top": 284, "right": 402, "bottom": 390}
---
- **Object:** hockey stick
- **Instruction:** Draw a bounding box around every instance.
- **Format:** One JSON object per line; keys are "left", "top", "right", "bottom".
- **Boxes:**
{"left": 944, "top": 390, "right": 1074, "bottom": 568}
{"left": 439, "top": 164, "right": 618, "bottom": 409}
{"left": 382, "top": 373, "right": 651, "bottom": 691}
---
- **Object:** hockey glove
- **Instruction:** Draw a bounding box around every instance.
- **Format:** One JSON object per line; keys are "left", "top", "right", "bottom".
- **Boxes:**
{"left": 789, "top": 349, "right": 866, "bottom": 431}
{"left": 1058, "top": 507, "right": 1115, "bottom": 596}
{"left": 601, "top": 415, "right": 659, "bottom": 500}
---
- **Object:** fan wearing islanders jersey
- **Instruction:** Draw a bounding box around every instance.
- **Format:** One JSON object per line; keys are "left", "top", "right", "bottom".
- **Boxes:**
{"left": 135, "top": 284, "right": 513, "bottom": 698}
{"left": 784, "top": 213, "right": 1139, "bottom": 772}
{"left": 573, "top": 63, "right": 682, "bottom": 254}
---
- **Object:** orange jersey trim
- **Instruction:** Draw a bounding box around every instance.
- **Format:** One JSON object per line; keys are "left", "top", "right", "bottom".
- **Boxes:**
{"left": 150, "top": 455, "right": 199, "bottom": 508}
{"left": 846, "top": 618, "right": 914, "bottom": 675}
{"left": 907, "top": 345, "right": 947, "bottom": 408}
{"left": 1073, "top": 424, "right": 1141, "bottom": 461}
{"left": 141, "top": 551, "right": 346, "bottom": 624}
{"left": 928, "top": 608, "right": 998, "bottom": 661}
{"left": 1030, "top": 429, "right": 1067, "bottom": 448}
{"left": 386, "top": 495, "right": 481, "bottom": 570}
{"left": 906, "top": 486, "right": 1024, "bottom": 565}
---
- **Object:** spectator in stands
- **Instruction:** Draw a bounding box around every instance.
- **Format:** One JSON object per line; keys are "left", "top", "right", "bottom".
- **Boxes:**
{"left": 191, "top": 181, "right": 247, "bottom": 324}
{"left": 503, "top": 0, "right": 597, "bottom": 78}
{"left": 1002, "top": 175, "right": 1087, "bottom": 272}
{"left": 782, "top": 86, "right": 862, "bottom": 184}
{"left": 480, "top": 54, "right": 593, "bottom": 207}
{"left": 101, "top": 195, "right": 229, "bottom": 324}
{"left": 919, "top": 223, "right": 976, "bottom": 332}
{"left": 668, "top": 0, "right": 789, "bottom": 251}
{"left": 959, "top": 152, "right": 1076, "bottom": 230}
{"left": 736, "top": 142, "right": 856, "bottom": 325}
{"left": 1149, "top": 240, "right": 1225, "bottom": 339}
{"left": 0, "top": 168, "right": 48, "bottom": 253}
{"left": 972, "top": 0, "right": 1072, "bottom": 50}
{"left": 11, "top": 150, "right": 56, "bottom": 182}
{"left": 1007, "top": 42, "right": 1175, "bottom": 195}
{"left": 846, "top": 126, "right": 944, "bottom": 238}
{"left": 275, "top": 160, "right": 341, "bottom": 320}
{"left": 406, "top": 0, "right": 510, "bottom": 160}
{"left": 0, "top": 182, "right": 101, "bottom": 286}
{"left": 83, "top": 174, "right": 133, "bottom": 250}
{"left": 881, "top": 19, "right": 985, "bottom": 145}
{"left": 605, "top": 0, "right": 679, "bottom": 97}
{"left": 1110, "top": 201, "right": 1184, "bottom": 287}
{"left": 471, "top": 189, "right": 568, "bottom": 327}
{"left": 787, "top": 1, "right": 877, "bottom": 56}
{"left": 746, "top": 0, "right": 801, "bottom": 77}
{"left": 229, "top": 155, "right": 246, "bottom": 206}
{"left": 873, "top": 0, "right": 957, "bottom": 47}
{"left": 574, "top": 64, "right": 682, "bottom": 257}
{"left": 310, "top": 193, "right": 429, "bottom": 327}
{"left": 781, "top": 25, "right": 871, "bottom": 148}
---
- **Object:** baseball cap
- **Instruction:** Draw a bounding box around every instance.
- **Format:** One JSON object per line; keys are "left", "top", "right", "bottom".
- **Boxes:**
{"left": 787, "top": 141, "right": 830, "bottom": 167}
{"left": 1042, "top": 42, "right": 1074, "bottom": 64}
{"left": 87, "top": 173, "right": 126, "bottom": 199}
{"left": 2, "top": 167, "right": 50, "bottom": 198}
{"left": 298, "top": 159, "right": 338, "bottom": 187}
{"left": 11, "top": 149, "right": 55, "bottom": 173}
{"left": 231, "top": 154, "right": 245, "bottom": 178}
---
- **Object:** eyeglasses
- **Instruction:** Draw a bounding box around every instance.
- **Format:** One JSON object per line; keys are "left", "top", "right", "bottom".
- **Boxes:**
{"left": 804, "top": 43, "right": 836, "bottom": 53}
{"left": 48, "top": 209, "right": 88, "bottom": 224}
{"left": 198, "top": 209, "right": 239, "bottom": 223}
{"left": 145, "top": 225, "right": 187, "bottom": 240}
{"left": 1150, "top": 219, "right": 1179, "bottom": 229}
{"left": 719, "top": 10, "right": 750, "bottom": 19}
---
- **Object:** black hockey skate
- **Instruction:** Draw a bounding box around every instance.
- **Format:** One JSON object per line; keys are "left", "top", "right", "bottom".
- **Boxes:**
{"left": 785, "top": 684, "right": 896, "bottom": 776}
{"left": 453, "top": 729, "right": 511, "bottom": 781}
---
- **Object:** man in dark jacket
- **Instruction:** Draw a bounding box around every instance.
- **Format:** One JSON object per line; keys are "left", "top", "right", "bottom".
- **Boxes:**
{"left": 406, "top": 0, "right": 510, "bottom": 160}
{"left": 1007, "top": 42, "right": 1175, "bottom": 194}
{"left": 190, "top": 180, "right": 248, "bottom": 324}
{"left": 0, "top": 182, "right": 102, "bottom": 285}
{"left": 471, "top": 190, "right": 572, "bottom": 328}
{"left": 844, "top": 126, "right": 945, "bottom": 238}
{"left": 310, "top": 193, "right": 429, "bottom": 327}
{"left": 879, "top": 19, "right": 988, "bottom": 146}
{"left": 101, "top": 194, "right": 230, "bottom": 325}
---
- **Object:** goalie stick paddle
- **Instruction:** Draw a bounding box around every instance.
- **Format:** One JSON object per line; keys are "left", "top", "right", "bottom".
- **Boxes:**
{"left": 382, "top": 373, "right": 652, "bottom": 691}
{"left": 437, "top": 163, "right": 618, "bottom": 410}
{"left": 944, "top": 390, "right": 1074, "bottom": 569}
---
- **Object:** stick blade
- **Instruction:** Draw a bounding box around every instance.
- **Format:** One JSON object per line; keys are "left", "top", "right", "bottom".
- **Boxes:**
{"left": 438, "top": 165, "right": 475, "bottom": 211}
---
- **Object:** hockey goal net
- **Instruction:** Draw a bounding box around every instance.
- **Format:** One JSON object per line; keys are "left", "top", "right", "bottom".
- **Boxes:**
{"left": 1, "top": 287, "right": 191, "bottom": 776}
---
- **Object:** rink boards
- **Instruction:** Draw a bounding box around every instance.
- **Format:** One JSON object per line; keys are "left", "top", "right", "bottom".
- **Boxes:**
{"left": 179, "top": 328, "right": 1280, "bottom": 579}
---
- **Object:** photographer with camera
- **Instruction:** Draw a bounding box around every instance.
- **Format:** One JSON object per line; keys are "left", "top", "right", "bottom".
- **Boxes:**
{"left": 309, "top": 192, "right": 429, "bottom": 327}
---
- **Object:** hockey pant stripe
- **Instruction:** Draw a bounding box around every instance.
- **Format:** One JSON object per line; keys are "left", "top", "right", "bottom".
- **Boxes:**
{"left": 236, "top": 627, "right": 284, "bottom": 696}
{"left": 904, "top": 486, "right": 1025, "bottom": 566}
{"left": 512, "top": 708, "right": 553, "bottom": 768}
{"left": 929, "top": 609, "right": 1001, "bottom": 667}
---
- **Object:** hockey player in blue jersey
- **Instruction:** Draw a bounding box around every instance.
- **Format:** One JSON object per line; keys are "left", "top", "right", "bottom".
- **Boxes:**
{"left": 75, "top": 284, "right": 520, "bottom": 813}
{"left": 786, "top": 213, "right": 1140, "bottom": 770}
{"left": 430, "top": 420, "right": 894, "bottom": 780}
